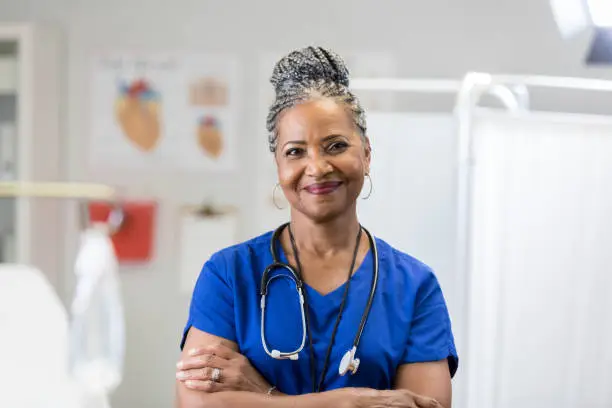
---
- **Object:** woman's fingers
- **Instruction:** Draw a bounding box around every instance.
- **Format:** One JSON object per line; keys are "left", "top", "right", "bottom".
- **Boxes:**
{"left": 413, "top": 393, "right": 442, "bottom": 407}
{"left": 177, "top": 343, "right": 239, "bottom": 371}
{"left": 183, "top": 379, "right": 228, "bottom": 393}
{"left": 177, "top": 353, "right": 230, "bottom": 370}
{"left": 176, "top": 367, "right": 215, "bottom": 381}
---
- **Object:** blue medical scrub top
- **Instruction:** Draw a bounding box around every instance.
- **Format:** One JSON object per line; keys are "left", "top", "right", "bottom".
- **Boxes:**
{"left": 181, "top": 230, "right": 458, "bottom": 395}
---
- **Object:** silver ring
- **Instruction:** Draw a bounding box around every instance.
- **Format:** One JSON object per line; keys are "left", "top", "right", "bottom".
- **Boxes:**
{"left": 211, "top": 368, "right": 222, "bottom": 382}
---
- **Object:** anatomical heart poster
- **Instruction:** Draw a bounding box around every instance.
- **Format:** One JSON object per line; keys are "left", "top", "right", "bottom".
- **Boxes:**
{"left": 89, "top": 53, "right": 239, "bottom": 171}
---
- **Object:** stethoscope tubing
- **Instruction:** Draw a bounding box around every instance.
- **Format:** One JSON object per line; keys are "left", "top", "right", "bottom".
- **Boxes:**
{"left": 260, "top": 273, "right": 307, "bottom": 359}
{"left": 260, "top": 223, "right": 378, "bottom": 365}
{"left": 352, "top": 228, "right": 378, "bottom": 350}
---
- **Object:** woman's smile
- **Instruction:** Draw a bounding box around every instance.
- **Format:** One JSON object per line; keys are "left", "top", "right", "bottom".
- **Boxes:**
{"left": 303, "top": 181, "right": 343, "bottom": 195}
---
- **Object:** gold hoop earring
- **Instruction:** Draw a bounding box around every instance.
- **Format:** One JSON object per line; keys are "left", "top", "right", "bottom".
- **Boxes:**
{"left": 272, "top": 183, "right": 285, "bottom": 210}
{"left": 361, "top": 174, "right": 373, "bottom": 200}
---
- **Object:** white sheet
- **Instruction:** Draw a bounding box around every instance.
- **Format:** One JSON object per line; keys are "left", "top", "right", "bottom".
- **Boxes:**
{"left": 0, "top": 264, "right": 80, "bottom": 408}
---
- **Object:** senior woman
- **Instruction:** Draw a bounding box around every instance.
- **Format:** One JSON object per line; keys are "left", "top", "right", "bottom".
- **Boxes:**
{"left": 176, "top": 46, "right": 458, "bottom": 408}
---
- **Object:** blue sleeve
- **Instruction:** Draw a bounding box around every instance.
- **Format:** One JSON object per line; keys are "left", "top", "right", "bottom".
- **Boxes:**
{"left": 401, "top": 268, "right": 459, "bottom": 378}
{"left": 180, "top": 254, "right": 236, "bottom": 350}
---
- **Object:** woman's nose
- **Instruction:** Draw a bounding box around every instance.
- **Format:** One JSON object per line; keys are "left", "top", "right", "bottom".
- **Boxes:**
{"left": 305, "top": 153, "right": 333, "bottom": 177}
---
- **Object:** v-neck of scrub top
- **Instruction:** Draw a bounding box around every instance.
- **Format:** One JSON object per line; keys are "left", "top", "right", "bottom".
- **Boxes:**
{"left": 276, "top": 242, "right": 373, "bottom": 301}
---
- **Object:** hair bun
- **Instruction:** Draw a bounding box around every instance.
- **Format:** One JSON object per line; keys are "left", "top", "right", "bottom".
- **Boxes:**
{"left": 270, "top": 46, "right": 350, "bottom": 91}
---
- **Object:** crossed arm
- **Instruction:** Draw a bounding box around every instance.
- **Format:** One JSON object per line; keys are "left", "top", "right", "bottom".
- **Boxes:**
{"left": 175, "top": 328, "right": 452, "bottom": 408}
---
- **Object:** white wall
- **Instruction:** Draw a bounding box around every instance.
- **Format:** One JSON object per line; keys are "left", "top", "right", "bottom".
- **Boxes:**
{"left": 0, "top": 1, "right": 611, "bottom": 407}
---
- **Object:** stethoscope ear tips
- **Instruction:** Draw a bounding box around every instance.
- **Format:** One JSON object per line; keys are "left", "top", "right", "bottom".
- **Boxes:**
{"left": 271, "top": 349, "right": 281, "bottom": 359}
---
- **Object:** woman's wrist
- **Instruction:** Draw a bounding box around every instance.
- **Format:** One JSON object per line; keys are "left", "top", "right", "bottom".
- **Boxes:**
{"left": 299, "top": 388, "right": 368, "bottom": 408}
{"left": 345, "top": 388, "right": 382, "bottom": 408}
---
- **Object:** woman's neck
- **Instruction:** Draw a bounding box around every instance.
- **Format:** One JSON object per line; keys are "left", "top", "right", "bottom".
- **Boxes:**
{"left": 288, "top": 208, "right": 361, "bottom": 258}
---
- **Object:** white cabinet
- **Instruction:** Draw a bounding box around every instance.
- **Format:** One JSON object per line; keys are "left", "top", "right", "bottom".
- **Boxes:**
{"left": 0, "top": 24, "right": 64, "bottom": 289}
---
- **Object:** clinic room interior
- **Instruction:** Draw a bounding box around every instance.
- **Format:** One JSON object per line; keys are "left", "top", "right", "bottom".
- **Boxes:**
{"left": 1, "top": 1, "right": 611, "bottom": 408}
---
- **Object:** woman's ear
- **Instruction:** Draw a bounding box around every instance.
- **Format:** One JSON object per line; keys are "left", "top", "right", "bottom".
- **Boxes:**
{"left": 363, "top": 136, "right": 372, "bottom": 173}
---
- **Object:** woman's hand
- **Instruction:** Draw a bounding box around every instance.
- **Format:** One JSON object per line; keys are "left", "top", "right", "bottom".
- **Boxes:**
{"left": 176, "top": 343, "right": 275, "bottom": 394}
{"left": 350, "top": 388, "right": 444, "bottom": 408}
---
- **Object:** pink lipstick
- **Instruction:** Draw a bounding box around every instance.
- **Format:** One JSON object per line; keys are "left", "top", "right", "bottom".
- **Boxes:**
{"left": 304, "top": 181, "right": 342, "bottom": 195}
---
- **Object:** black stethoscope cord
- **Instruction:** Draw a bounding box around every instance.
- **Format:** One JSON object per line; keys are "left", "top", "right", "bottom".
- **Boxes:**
{"left": 286, "top": 225, "right": 316, "bottom": 393}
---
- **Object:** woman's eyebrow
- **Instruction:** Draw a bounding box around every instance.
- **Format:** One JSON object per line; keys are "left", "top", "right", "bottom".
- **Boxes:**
{"left": 281, "top": 140, "right": 307, "bottom": 149}
{"left": 281, "top": 134, "right": 348, "bottom": 149}
{"left": 322, "top": 134, "right": 347, "bottom": 142}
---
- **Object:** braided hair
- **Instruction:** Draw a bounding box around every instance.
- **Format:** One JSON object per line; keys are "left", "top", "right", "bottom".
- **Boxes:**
{"left": 266, "top": 46, "right": 367, "bottom": 153}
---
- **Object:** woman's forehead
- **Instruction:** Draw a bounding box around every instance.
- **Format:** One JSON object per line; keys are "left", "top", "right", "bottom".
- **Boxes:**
{"left": 277, "top": 99, "right": 354, "bottom": 136}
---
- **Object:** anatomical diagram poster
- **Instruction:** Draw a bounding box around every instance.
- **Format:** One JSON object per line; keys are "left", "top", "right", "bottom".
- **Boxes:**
{"left": 89, "top": 53, "right": 239, "bottom": 171}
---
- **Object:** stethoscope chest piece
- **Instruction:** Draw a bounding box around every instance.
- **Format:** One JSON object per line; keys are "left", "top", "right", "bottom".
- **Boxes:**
{"left": 338, "top": 346, "right": 360, "bottom": 376}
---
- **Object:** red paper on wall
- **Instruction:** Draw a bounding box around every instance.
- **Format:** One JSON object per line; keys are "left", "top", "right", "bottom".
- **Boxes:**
{"left": 88, "top": 200, "right": 157, "bottom": 263}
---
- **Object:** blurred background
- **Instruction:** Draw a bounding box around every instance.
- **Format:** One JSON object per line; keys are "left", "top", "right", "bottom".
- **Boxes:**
{"left": 0, "top": 1, "right": 611, "bottom": 407}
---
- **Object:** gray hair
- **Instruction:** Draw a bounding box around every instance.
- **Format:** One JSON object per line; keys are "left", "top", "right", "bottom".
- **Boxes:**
{"left": 266, "top": 46, "right": 367, "bottom": 153}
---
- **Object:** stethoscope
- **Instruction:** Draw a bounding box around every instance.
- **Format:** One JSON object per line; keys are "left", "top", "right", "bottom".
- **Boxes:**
{"left": 259, "top": 222, "right": 379, "bottom": 384}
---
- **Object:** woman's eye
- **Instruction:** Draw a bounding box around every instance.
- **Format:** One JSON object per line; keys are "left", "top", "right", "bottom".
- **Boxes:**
{"left": 285, "top": 148, "right": 303, "bottom": 157}
{"left": 328, "top": 141, "right": 348, "bottom": 152}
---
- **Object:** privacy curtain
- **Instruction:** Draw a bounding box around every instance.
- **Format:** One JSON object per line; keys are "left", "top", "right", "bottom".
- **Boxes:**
{"left": 464, "top": 110, "right": 612, "bottom": 408}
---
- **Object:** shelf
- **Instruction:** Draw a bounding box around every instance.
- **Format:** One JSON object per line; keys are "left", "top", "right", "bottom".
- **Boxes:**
{"left": 0, "top": 56, "right": 17, "bottom": 94}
